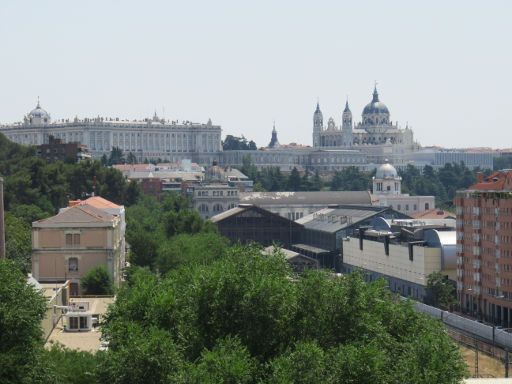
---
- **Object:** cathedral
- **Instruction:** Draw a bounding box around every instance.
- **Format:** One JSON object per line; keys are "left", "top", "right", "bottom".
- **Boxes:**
{"left": 313, "top": 86, "right": 414, "bottom": 150}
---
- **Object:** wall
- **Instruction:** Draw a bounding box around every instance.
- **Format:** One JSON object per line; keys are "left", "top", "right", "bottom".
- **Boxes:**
{"left": 343, "top": 237, "right": 442, "bottom": 287}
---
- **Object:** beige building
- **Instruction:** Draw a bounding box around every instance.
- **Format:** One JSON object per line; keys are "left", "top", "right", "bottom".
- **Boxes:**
{"left": 32, "top": 204, "right": 124, "bottom": 295}
{"left": 343, "top": 220, "right": 456, "bottom": 301}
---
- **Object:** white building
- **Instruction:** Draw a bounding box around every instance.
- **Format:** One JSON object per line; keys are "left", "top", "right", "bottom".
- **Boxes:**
{"left": 313, "top": 86, "right": 417, "bottom": 167}
{"left": 371, "top": 161, "right": 435, "bottom": 215}
{"left": 0, "top": 101, "right": 222, "bottom": 164}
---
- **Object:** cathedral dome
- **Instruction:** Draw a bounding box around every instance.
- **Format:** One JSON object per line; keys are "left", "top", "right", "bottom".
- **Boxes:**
{"left": 363, "top": 101, "right": 389, "bottom": 115}
{"left": 375, "top": 161, "right": 398, "bottom": 179}
{"left": 362, "top": 86, "right": 389, "bottom": 116}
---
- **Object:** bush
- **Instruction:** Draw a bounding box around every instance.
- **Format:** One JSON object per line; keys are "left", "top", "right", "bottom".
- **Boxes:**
{"left": 81, "top": 265, "right": 113, "bottom": 295}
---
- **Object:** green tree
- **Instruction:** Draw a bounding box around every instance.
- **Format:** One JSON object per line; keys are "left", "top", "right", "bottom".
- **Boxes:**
{"left": 222, "top": 135, "right": 257, "bottom": 151}
{"left": 101, "top": 251, "right": 466, "bottom": 382}
{"left": 268, "top": 341, "right": 330, "bottom": 383}
{"left": 108, "top": 147, "right": 125, "bottom": 165}
{"left": 427, "top": 271, "right": 456, "bottom": 310}
{"left": 0, "top": 260, "right": 48, "bottom": 384}
{"left": 312, "top": 169, "right": 323, "bottom": 191}
{"left": 287, "top": 167, "right": 301, "bottom": 191}
{"left": 330, "top": 167, "right": 371, "bottom": 191}
{"left": 126, "top": 152, "right": 138, "bottom": 165}
{"left": 81, "top": 265, "right": 113, "bottom": 295}
{"left": 42, "top": 345, "right": 99, "bottom": 384}
{"left": 186, "top": 336, "right": 256, "bottom": 384}
{"left": 5, "top": 213, "right": 32, "bottom": 273}
{"left": 97, "top": 325, "right": 184, "bottom": 384}
{"left": 155, "top": 232, "right": 228, "bottom": 274}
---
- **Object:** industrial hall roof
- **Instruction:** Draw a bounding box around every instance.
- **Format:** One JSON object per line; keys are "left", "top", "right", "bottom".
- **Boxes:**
{"left": 296, "top": 205, "right": 404, "bottom": 234}
{"left": 239, "top": 191, "right": 372, "bottom": 206}
{"left": 210, "top": 204, "right": 303, "bottom": 228}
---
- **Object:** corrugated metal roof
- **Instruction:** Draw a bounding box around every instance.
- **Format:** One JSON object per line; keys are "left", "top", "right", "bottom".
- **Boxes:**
{"left": 239, "top": 191, "right": 371, "bottom": 206}
{"left": 297, "top": 205, "right": 387, "bottom": 233}
{"left": 210, "top": 206, "right": 247, "bottom": 223}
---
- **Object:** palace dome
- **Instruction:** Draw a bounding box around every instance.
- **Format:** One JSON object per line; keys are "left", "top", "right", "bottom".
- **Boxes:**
{"left": 28, "top": 101, "right": 50, "bottom": 120}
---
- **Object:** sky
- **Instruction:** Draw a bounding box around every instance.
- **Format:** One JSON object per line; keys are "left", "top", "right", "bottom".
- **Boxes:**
{"left": 0, "top": 1, "right": 511, "bottom": 149}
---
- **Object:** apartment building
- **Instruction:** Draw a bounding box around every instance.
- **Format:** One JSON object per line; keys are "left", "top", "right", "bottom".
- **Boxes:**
{"left": 455, "top": 170, "right": 512, "bottom": 325}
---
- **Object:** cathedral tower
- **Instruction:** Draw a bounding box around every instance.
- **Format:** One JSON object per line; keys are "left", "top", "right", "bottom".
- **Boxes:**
{"left": 313, "top": 102, "right": 323, "bottom": 148}
{"left": 341, "top": 100, "right": 353, "bottom": 147}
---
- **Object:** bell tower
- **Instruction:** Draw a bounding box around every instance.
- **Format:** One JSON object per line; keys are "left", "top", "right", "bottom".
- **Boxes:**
{"left": 313, "top": 102, "right": 323, "bottom": 148}
{"left": 341, "top": 100, "right": 353, "bottom": 147}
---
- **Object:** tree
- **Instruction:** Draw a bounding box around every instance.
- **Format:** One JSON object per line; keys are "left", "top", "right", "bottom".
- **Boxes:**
{"left": 330, "top": 167, "right": 371, "bottom": 191}
{"left": 222, "top": 135, "right": 257, "bottom": 151}
{"left": 427, "top": 271, "right": 456, "bottom": 310}
{"left": 287, "top": 167, "right": 301, "bottom": 191}
{"left": 97, "top": 325, "right": 184, "bottom": 384}
{"left": 5, "top": 213, "right": 32, "bottom": 273}
{"left": 155, "top": 232, "right": 228, "bottom": 274}
{"left": 81, "top": 265, "right": 113, "bottom": 295}
{"left": 186, "top": 337, "right": 256, "bottom": 384}
{"left": 311, "top": 169, "right": 322, "bottom": 191}
{"left": 101, "top": 250, "right": 466, "bottom": 382}
{"left": 126, "top": 152, "right": 138, "bottom": 165}
{"left": 0, "top": 260, "right": 48, "bottom": 384}
{"left": 42, "top": 345, "right": 99, "bottom": 384}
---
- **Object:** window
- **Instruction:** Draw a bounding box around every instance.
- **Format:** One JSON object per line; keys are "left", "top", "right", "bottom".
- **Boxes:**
{"left": 68, "top": 257, "right": 78, "bottom": 272}
{"left": 69, "top": 317, "right": 78, "bottom": 330}
{"left": 397, "top": 204, "right": 401, "bottom": 211}
{"left": 425, "top": 203, "right": 430, "bottom": 210}
{"left": 79, "top": 316, "right": 88, "bottom": 329}
{"left": 66, "top": 233, "right": 80, "bottom": 247}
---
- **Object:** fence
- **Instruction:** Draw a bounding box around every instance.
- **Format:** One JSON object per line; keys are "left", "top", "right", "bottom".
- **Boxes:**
{"left": 413, "top": 301, "right": 512, "bottom": 350}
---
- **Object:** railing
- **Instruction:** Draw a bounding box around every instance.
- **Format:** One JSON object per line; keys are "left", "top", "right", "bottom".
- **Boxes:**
{"left": 412, "top": 301, "right": 512, "bottom": 350}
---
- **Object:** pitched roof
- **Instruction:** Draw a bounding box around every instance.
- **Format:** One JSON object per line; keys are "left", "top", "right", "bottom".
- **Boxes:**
{"left": 411, "top": 209, "right": 456, "bottom": 220}
{"left": 77, "top": 196, "right": 121, "bottom": 209}
{"left": 239, "top": 191, "right": 372, "bottom": 206}
{"left": 210, "top": 204, "right": 303, "bottom": 229}
{"left": 469, "top": 170, "right": 512, "bottom": 191}
{"left": 296, "top": 205, "right": 401, "bottom": 234}
{"left": 33, "top": 205, "right": 116, "bottom": 228}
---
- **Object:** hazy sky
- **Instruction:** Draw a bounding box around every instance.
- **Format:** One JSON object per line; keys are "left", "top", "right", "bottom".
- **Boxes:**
{"left": 1, "top": 1, "right": 511, "bottom": 149}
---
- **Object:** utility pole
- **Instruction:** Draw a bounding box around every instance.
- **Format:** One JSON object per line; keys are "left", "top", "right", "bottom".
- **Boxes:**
{"left": 506, "top": 348, "right": 509, "bottom": 378}
{"left": 0, "top": 177, "right": 5, "bottom": 260}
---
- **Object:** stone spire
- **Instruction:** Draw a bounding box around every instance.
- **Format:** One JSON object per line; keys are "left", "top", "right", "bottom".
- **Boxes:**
{"left": 268, "top": 121, "right": 280, "bottom": 148}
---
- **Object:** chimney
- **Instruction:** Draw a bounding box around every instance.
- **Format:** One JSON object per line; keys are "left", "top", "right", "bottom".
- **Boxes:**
{"left": 0, "top": 178, "right": 5, "bottom": 260}
{"left": 476, "top": 172, "right": 484, "bottom": 183}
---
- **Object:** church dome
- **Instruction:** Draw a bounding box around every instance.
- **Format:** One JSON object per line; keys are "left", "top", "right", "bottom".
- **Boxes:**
{"left": 363, "top": 101, "right": 389, "bottom": 115}
{"left": 362, "top": 86, "right": 389, "bottom": 116}
{"left": 375, "top": 161, "right": 398, "bottom": 179}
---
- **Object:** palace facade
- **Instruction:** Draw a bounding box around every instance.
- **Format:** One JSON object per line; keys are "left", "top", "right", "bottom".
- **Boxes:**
{"left": 0, "top": 101, "right": 222, "bottom": 164}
